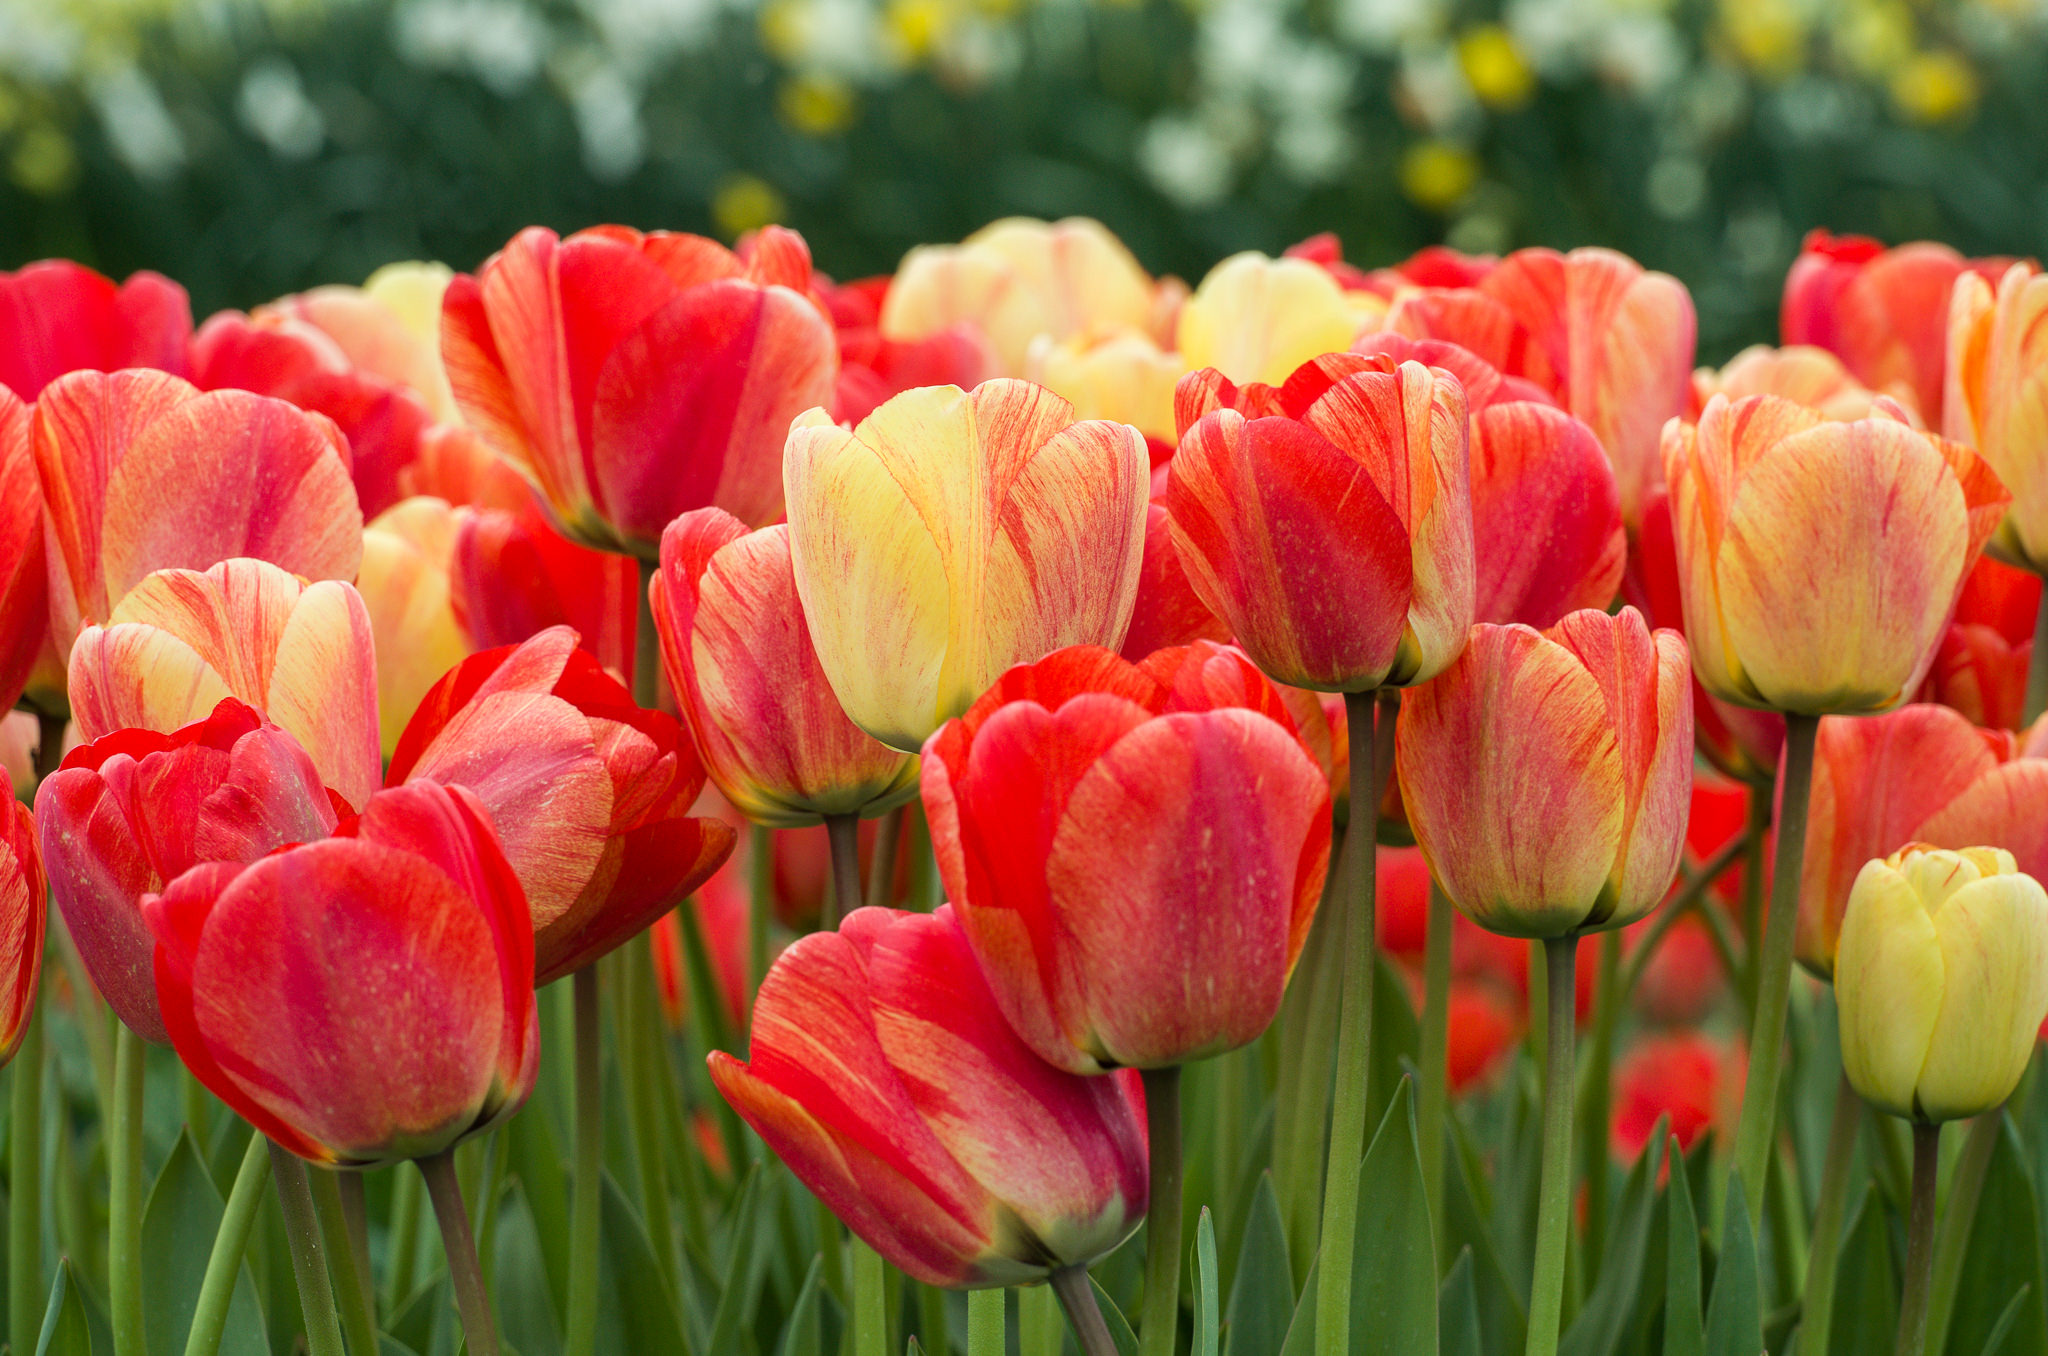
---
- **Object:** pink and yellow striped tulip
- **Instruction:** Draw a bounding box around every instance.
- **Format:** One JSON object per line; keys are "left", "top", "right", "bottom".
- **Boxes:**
{"left": 258, "top": 261, "right": 459, "bottom": 421}
{"left": 0, "top": 387, "right": 47, "bottom": 715}
{"left": 1662, "top": 394, "right": 2008, "bottom": 715}
{"left": 358, "top": 498, "right": 474, "bottom": 755}
{"left": 1946, "top": 262, "right": 2048, "bottom": 573}
{"left": 0, "top": 798, "right": 46, "bottom": 1067}
{"left": 1691, "top": 344, "right": 1905, "bottom": 424}
{"left": 783, "top": 379, "right": 1149, "bottom": 751}
{"left": 1397, "top": 608, "right": 1693, "bottom": 938}
{"left": 1174, "top": 252, "right": 1360, "bottom": 387}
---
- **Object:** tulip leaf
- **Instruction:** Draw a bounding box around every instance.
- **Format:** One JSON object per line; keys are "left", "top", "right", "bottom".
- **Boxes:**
{"left": 1947, "top": 1119, "right": 2048, "bottom": 1356}
{"left": 1662, "top": 1135, "right": 1705, "bottom": 1356}
{"left": 1223, "top": 1175, "right": 1293, "bottom": 1356}
{"left": 504, "top": 1098, "right": 572, "bottom": 1323}
{"left": 1828, "top": 1185, "right": 1897, "bottom": 1356}
{"left": 1560, "top": 1124, "right": 1666, "bottom": 1356}
{"left": 492, "top": 1180, "right": 563, "bottom": 1356}
{"left": 1439, "top": 1250, "right": 1483, "bottom": 1356}
{"left": 776, "top": 1255, "right": 825, "bottom": 1356}
{"left": 139, "top": 1131, "right": 268, "bottom": 1356}
{"left": 598, "top": 1172, "right": 692, "bottom": 1355}
{"left": 1367, "top": 955, "right": 1421, "bottom": 1138}
{"left": 1703, "top": 1174, "right": 1762, "bottom": 1356}
{"left": 1440, "top": 1114, "right": 1527, "bottom": 1354}
{"left": 1981, "top": 1287, "right": 2033, "bottom": 1356}
{"left": 706, "top": 1163, "right": 765, "bottom": 1356}
{"left": 1193, "top": 1207, "right": 1220, "bottom": 1356}
{"left": 36, "top": 1260, "right": 92, "bottom": 1356}
{"left": 1089, "top": 1275, "right": 1141, "bottom": 1356}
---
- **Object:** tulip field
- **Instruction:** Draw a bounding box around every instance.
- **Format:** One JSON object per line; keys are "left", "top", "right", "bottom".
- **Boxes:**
{"left": 4, "top": 218, "right": 2048, "bottom": 1356}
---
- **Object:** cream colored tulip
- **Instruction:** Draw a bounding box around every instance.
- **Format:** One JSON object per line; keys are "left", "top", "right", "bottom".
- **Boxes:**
{"left": 1175, "top": 252, "right": 1360, "bottom": 387}
{"left": 1026, "top": 329, "right": 1185, "bottom": 443}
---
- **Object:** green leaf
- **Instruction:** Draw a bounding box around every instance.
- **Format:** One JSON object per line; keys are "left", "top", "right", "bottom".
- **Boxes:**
{"left": 706, "top": 1164, "right": 764, "bottom": 1356}
{"left": 598, "top": 1173, "right": 692, "bottom": 1355}
{"left": 139, "top": 1131, "right": 268, "bottom": 1356}
{"left": 1559, "top": 1125, "right": 1666, "bottom": 1356}
{"left": 1193, "top": 1208, "right": 1220, "bottom": 1356}
{"left": 1441, "top": 1114, "right": 1527, "bottom": 1355}
{"left": 36, "top": 1260, "right": 93, "bottom": 1356}
{"left": 505, "top": 1097, "right": 573, "bottom": 1324}
{"left": 1662, "top": 1136, "right": 1705, "bottom": 1356}
{"left": 1278, "top": 1256, "right": 1318, "bottom": 1356}
{"left": 1090, "top": 1276, "right": 1141, "bottom": 1356}
{"left": 1439, "top": 1250, "right": 1483, "bottom": 1356}
{"left": 1367, "top": 956, "right": 1421, "bottom": 1138}
{"left": 492, "top": 1180, "right": 563, "bottom": 1356}
{"left": 1223, "top": 1175, "right": 1293, "bottom": 1356}
{"left": 777, "top": 1256, "right": 825, "bottom": 1356}
{"left": 1981, "top": 1286, "right": 2033, "bottom": 1356}
{"left": 1829, "top": 1186, "right": 1897, "bottom": 1356}
{"left": 1703, "top": 1175, "right": 1762, "bottom": 1356}
{"left": 1948, "top": 1120, "right": 2048, "bottom": 1356}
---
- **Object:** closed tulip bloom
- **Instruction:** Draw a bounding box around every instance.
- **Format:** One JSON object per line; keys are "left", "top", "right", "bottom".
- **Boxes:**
{"left": 0, "top": 387, "right": 46, "bottom": 714}
{"left": 784, "top": 380, "right": 1148, "bottom": 751}
{"left": 1692, "top": 345, "right": 1905, "bottom": 424}
{"left": 1836, "top": 845, "right": 2048, "bottom": 1122}
{"left": 358, "top": 498, "right": 475, "bottom": 755}
{"left": 1175, "top": 252, "right": 1360, "bottom": 387}
{"left": 0, "top": 800, "right": 46, "bottom": 1066}
{"left": 442, "top": 223, "right": 839, "bottom": 555}
{"left": 67, "top": 558, "right": 383, "bottom": 812}
{"left": 0, "top": 260, "right": 190, "bottom": 399}
{"left": 1946, "top": 262, "right": 2048, "bottom": 572}
{"left": 145, "top": 779, "right": 539, "bottom": 1164}
{"left": 1165, "top": 353, "right": 1474, "bottom": 691}
{"left": 257, "top": 261, "right": 459, "bottom": 421}
{"left": 1398, "top": 608, "right": 1693, "bottom": 938}
{"left": 1119, "top": 503, "right": 1229, "bottom": 662}
{"left": 1028, "top": 329, "right": 1185, "bottom": 449}
{"left": 1663, "top": 394, "right": 2009, "bottom": 715}
{"left": 450, "top": 497, "right": 639, "bottom": 682}
{"left": 921, "top": 644, "right": 1331, "bottom": 1071}
{"left": 389, "top": 626, "right": 735, "bottom": 984}
{"left": 652, "top": 507, "right": 919, "bottom": 825}
{"left": 32, "top": 369, "right": 364, "bottom": 665}
{"left": 34, "top": 699, "right": 342, "bottom": 1042}
{"left": 710, "top": 904, "right": 1149, "bottom": 1286}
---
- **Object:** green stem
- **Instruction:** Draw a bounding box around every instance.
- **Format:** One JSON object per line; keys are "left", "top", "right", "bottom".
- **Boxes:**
{"left": 108, "top": 1023, "right": 147, "bottom": 1356}
{"left": 1924, "top": 1106, "right": 2003, "bottom": 1356}
{"left": 2026, "top": 582, "right": 2048, "bottom": 727}
{"left": 1018, "top": 1281, "right": 1061, "bottom": 1356}
{"left": 824, "top": 813, "right": 861, "bottom": 930}
{"left": 1417, "top": 881, "right": 1453, "bottom": 1273}
{"left": 268, "top": 1143, "right": 348, "bottom": 1356}
{"left": 1896, "top": 1122, "right": 1942, "bottom": 1356}
{"left": 865, "top": 806, "right": 904, "bottom": 912}
{"left": 308, "top": 1168, "right": 379, "bottom": 1356}
{"left": 180, "top": 1065, "right": 210, "bottom": 1144}
{"left": 9, "top": 1006, "right": 41, "bottom": 1356}
{"left": 1617, "top": 832, "right": 1749, "bottom": 1002}
{"left": 564, "top": 966, "right": 604, "bottom": 1356}
{"left": 968, "top": 1288, "right": 1004, "bottom": 1356}
{"left": 920, "top": 1283, "right": 954, "bottom": 1356}
{"left": 747, "top": 822, "right": 773, "bottom": 1038}
{"left": 634, "top": 556, "right": 661, "bottom": 710}
{"left": 1051, "top": 1267, "right": 1121, "bottom": 1356}
{"left": 619, "top": 938, "right": 677, "bottom": 1293}
{"left": 1273, "top": 827, "right": 1346, "bottom": 1288}
{"left": 1730, "top": 712, "right": 1819, "bottom": 1234}
{"left": 816, "top": 1197, "right": 848, "bottom": 1303}
{"left": 1577, "top": 931, "right": 1623, "bottom": 1284}
{"left": 1137, "top": 1066, "right": 1184, "bottom": 1356}
{"left": 338, "top": 1172, "right": 372, "bottom": 1316}
{"left": 421, "top": 1150, "right": 500, "bottom": 1356}
{"left": 1526, "top": 936, "right": 1579, "bottom": 1356}
{"left": 1737, "top": 785, "right": 1772, "bottom": 1021}
{"left": 1314, "top": 689, "right": 1387, "bottom": 1356}
{"left": 1797, "top": 1074, "right": 1863, "bottom": 1356}
{"left": 383, "top": 1165, "right": 423, "bottom": 1312}
{"left": 184, "top": 1132, "right": 270, "bottom": 1356}
{"left": 853, "top": 1237, "right": 887, "bottom": 1356}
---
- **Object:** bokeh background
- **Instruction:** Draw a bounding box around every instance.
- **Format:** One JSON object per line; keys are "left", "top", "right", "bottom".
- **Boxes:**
{"left": 2, "top": 0, "right": 2045, "bottom": 362}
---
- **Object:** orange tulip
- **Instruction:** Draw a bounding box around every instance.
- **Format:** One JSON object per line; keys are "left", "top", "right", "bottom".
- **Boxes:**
{"left": 1691, "top": 344, "right": 1906, "bottom": 424}
{"left": 450, "top": 498, "right": 640, "bottom": 683}
{"left": 257, "top": 261, "right": 458, "bottom": 421}
{"left": 0, "top": 798, "right": 46, "bottom": 1066}
{"left": 0, "top": 386, "right": 46, "bottom": 714}
{"left": 1119, "top": 503, "right": 1229, "bottom": 662}
{"left": 1946, "top": 262, "right": 2048, "bottom": 573}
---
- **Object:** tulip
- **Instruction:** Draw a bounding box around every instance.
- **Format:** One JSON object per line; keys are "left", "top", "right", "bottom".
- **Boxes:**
{"left": 709, "top": 904, "right": 1149, "bottom": 1288}
{"left": 1836, "top": 845, "right": 2048, "bottom": 1123}
{"left": 0, "top": 799, "right": 46, "bottom": 1065}
{"left": 0, "top": 386, "right": 46, "bottom": 715}
{"left": 145, "top": 779, "right": 539, "bottom": 1164}
{"left": 1691, "top": 344, "right": 1904, "bottom": 423}
{"left": 358, "top": 498, "right": 475, "bottom": 755}
{"left": 1, "top": 713, "right": 35, "bottom": 798}
{"left": 783, "top": 380, "right": 1149, "bottom": 751}
{"left": 651, "top": 507, "right": 919, "bottom": 825}
{"left": 1166, "top": 353, "right": 1475, "bottom": 692}
{"left": 34, "top": 698, "right": 342, "bottom": 1042}
{"left": 1119, "top": 503, "right": 1229, "bottom": 662}
{"left": 1028, "top": 329, "right": 1185, "bottom": 453}
{"left": 1914, "top": 553, "right": 2038, "bottom": 730}
{"left": 1610, "top": 1034, "right": 1742, "bottom": 1161}
{"left": 450, "top": 497, "right": 639, "bottom": 683}
{"left": 258, "top": 261, "right": 459, "bottom": 421}
{"left": 441, "top": 223, "right": 839, "bottom": 555}
{"left": 882, "top": 217, "right": 1158, "bottom": 375}
{"left": 32, "top": 369, "right": 364, "bottom": 666}
{"left": 1946, "top": 262, "right": 2048, "bottom": 576}
{"left": 1358, "top": 242, "right": 1500, "bottom": 294}
{"left": 1663, "top": 394, "right": 2008, "bottom": 715}
{"left": 388, "top": 626, "right": 735, "bottom": 984}
{"left": 398, "top": 421, "right": 534, "bottom": 511}
{"left": 66, "top": 557, "right": 383, "bottom": 813}
{"left": 1444, "top": 981, "right": 1520, "bottom": 1092}
{"left": 822, "top": 273, "right": 997, "bottom": 427}
{"left": 0, "top": 260, "right": 191, "bottom": 400}
{"left": 1174, "top": 252, "right": 1360, "bottom": 388}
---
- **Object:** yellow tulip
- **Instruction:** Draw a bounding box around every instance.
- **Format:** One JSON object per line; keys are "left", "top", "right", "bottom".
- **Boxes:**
{"left": 1026, "top": 328, "right": 1185, "bottom": 444}
{"left": 357, "top": 497, "right": 474, "bottom": 756}
{"left": 1175, "top": 252, "right": 1360, "bottom": 387}
{"left": 1836, "top": 844, "right": 2048, "bottom": 1122}
{"left": 1946, "top": 262, "right": 2048, "bottom": 573}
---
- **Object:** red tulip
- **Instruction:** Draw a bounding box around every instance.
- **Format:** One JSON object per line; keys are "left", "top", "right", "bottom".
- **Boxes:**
{"left": 922, "top": 643, "right": 1331, "bottom": 1071}
{"left": 441, "top": 223, "right": 839, "bottom": 556}
{"left": 1913, "top": 551, "right": 2040, "bottom": 731}
{"left": 0, "top": 386, "right": 47, "bottom": 714}
{"left": 1445, "top": 981, "right": 1520, "bottom": 1092}
{"left": 0, "top": 799, "right": 46, "bottom": 1065}
{"left": 450, "top": 498, "right": 639, "bottom": 683}
{"left": 1358, "top": 243, "right": 1500, "bottom": 296}
{"left": 1626, "top": 914, "right": 1722, "bottom": 1026}
{"left": 1610, "top": 1033, "right": 1743, "bottom": 1161}
{"left": 34, "top": 699, "right": 342, "bottom": 1041}
{"left": 0, "top": 260, "right": 190, "bottom": 400}
{"left": 821, "top": 273, "right": 996, "bottom": 426}
{"left": 1118, "top": 503, "right": 1230, "bottom": 662}
{"left": 709, "top": 904, "right": 1149, "bottom": 1287}
{"left": 388, "top": 627, "right": 735, "bottom": 984}
{"left": 145, "top": 780, "right": 539, "bottom": 1166}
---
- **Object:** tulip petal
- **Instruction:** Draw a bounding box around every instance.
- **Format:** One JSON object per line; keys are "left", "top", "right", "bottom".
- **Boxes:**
{"left": 1835, "top": 859, "right": 1944, "bottom": 1119}
{"left": 68, "top": 623, "right": 236, "bottom": 747}
{"left": 1470, "top": 402, "right": 1625, "bottom": 627}
{"left": 1917, "top": 873, "right": 2048, "bottom": 1121}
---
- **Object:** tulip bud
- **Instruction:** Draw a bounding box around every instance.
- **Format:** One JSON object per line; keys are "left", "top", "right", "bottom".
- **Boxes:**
{"left": 1946, "top": 262, "right": 2048, "bottom": 574}
{"left": 0, "top": 260, "right": 190, "bottom": 400}
{"left": 144, "top": 780, "right": 540, "bottom": 1164}
{"left": 709, "top": 904, "right": 1149, "bottom": 1287}
{"left": 0, "top": 799, "right": 47, "bottom": 1066}
{"left": 1397, "top": 608, "right": 1693, "bottom": 938}
{"left": 1175, "top": 252, "right": 1359, "bottom": 387}
{"left": 1835, "top": 845, "right": 2048, "bottom": 1122}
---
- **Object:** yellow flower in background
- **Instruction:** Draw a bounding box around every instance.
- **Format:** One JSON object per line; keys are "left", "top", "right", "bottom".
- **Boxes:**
{"left": 780, "top": 73, "right": 858, "bottom": 135}
{"left": 1459, "top": 26, "right": 1535, "bottom": 110}
{"left": 712, "top": 173, "right": 788, "bottom": 240}
{"left": 1400, "top": 140, "right": 1479, "bottom": 213}
{"left": 1836, "top": 0, "right": 1915, "bottom": 77}
{"left": 1892, "top": 50, "right": 1979, "bottom": 124}
{"left": 887, "top": 0, "right": 952, "bottom": 60}
{"left": 1722, "top": 0, "right": 1805, "bottom": 77}
{"left": 10, "top": 125, "right": 76, "bottom": 196}
{"left": 1028, "top": 329, "right": 1185, "bottom": 444}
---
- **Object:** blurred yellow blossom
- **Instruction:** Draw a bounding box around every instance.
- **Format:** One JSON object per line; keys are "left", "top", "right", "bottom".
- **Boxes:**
{"left": 1458, "top": 26, "right": 1535, "bottom": 109}
{"left": 1836, "top": 0, "right": 1915, "bottom": 77}
{"left": 712, "top": 173, "right": 788, "bottom": 239}
{"left": 887, "top": 0, "right": 953, "bottom": 60}
{"left": 780, "top": 73, "right": 859, "bottom": 134}
{"left": 1400, "top": 139, "right": 1479, "bottom": 212}
{"left": 1891, "top": 50, "right": 1979, "bottom": 123}
{"left": 1722, "top": 0, "right": 1806, "bottom": 77}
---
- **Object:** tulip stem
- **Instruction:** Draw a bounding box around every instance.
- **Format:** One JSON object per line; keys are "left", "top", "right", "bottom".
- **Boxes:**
{"left": 1729, "top": 711, "right": 1819, "bottom": 1236}
{"left": 1924, "top": 1106, "right": 2004, "bottom": 1356}
{"left": 824, "top": 813, "right": 861, "bottom": 929}
{"left": 421, "top": 1150, "right": 500, "bottom": 1356}
{"left": 1796, "top": 1073, "right": 1865, "bottom": 1356}
{"left": 634, "top": 555, "right": 661, "bottom": 710}
{"left": 747, "top": 822, "right": 773, "bottom": 1037}
{"left": 2027, "top": 583, "right": 2048, "bottom": 726}
{"left": 852, "top": 1237, "right": 887, "bottom": 1356}
{"left": 1737, "top": 785, "right": 1772, "bottom": 1020}
{"left": 564, "top": 966, "right": 604, "bottom": 1356}
{"left": 967, "top": 1287, "right": 1004, "bottom": 1356}
{"left": 269, "top": 1142, "right": 349, "bottom": 1356}
{"left": 1577, "top": 930, "right": 1623, "bottom": 1284}
{"left": 1416, "top": 881, "right": 1453, "bottom": 1273}
{"left": 9, "top": 1005, "right": 40, "bottom": 1356}
{"left": 1137, "top": 1065, "right": 1184, "bottom": 1356}
{"left": 33, "top": 711, "right": 65, "bottom": 782}
{"left": 1313, "top": 689, "right": 1392, "bottom": 1356}
{"left": 383, "top": 1164, "right": 423, "bottom": 1312}
{"left": 865, "top": 806, "right": 904, "bottom": 912}
{"left": 1526, "top": 935, "right": 1579, "bottom": 1356}
{"left": 309, "top": 1168, "right": 380, "bottom": 1356}
{"left": 108, "top": 1022, "right": 147, "bottom": 1356}
{"left": 185, "top": 1130, "right": 270, "bottom": 1356}
{"left": 1051, "top": 1268, "right": 1120, "bottom": 1356}
{"left": 1896, "top": 1122, "right": 1942, "bottom": 1356}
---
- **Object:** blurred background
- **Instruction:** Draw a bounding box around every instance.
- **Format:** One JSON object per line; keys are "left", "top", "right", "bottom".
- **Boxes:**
{"left": 1, "top": 0, "right": 2044, "bottom": 362}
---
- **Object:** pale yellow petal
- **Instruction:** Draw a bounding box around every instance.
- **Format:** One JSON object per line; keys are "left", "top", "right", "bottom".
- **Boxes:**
{"left": 1176, "top": 253, "right": 1359, "bottom": 387}
{"left": 1919, "top": 871, "right": 2048, "bottom": 1121}
{"left": 1836, "top": 858, "right": 1945, "bottom": 1119}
